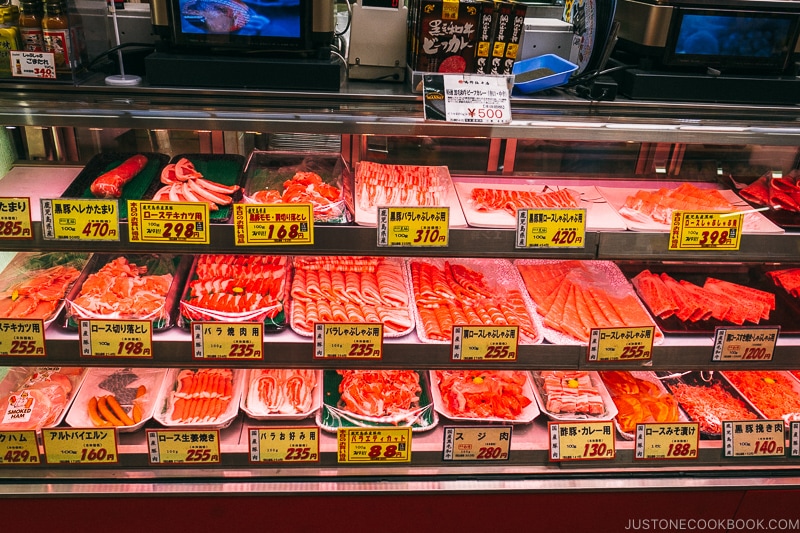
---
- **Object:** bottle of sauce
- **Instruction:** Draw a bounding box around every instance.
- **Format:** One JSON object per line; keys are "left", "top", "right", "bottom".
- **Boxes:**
{"left": 18, "top": 0, "right": 44, "bottom": 52}
{"left": 42, "top": 0, "right": 72, "bottom": 75}
{"left": 0, "top": 6, "right": 21, "bottom": 78}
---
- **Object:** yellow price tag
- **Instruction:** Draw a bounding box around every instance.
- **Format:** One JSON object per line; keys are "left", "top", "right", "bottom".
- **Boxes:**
{"left": 0, "top": 197, "right": 33, "bottom": 240}
{"left": 587, "top": 326, "right": 655, "bottom": 362}
{"left": 712, "top": 327, "right": 779, "bottom": 361}
{"left": 314, "top": 322, "right": 383, "bottom": 359}
{"left": 0, "top": 319, "right": 46, "bottom": 357}
{"left": 442, "top": 426, "right": 511, "bottom": 461}
{"left": 337, "top": 427, "right": 411, "bottom": 463}
{"left": 0, "top": 430, "right": 40, "bottom": 465}
{"left": 517, "top": 208, "right": 586, "bottom": 248}
{"left": 723, "top": 420, "right": 785, "bottom": 457}
{"left": 248, "top": 427, "right": 319, "bottom": 463}
{"left": 377, "top": 206, "right": 449, "bottom": 247}
{"left": 669, "top": 211, "right": 743, "bottom": 251}
{"left": 79, "top": 320, "right": 152, "bottom": 358}
{"left": 192, "top": 322, "right": 263, "bottom": 360}
{"left": 451, "top": 325, "right": 518, "bottom": 361}
{"left": 233, "top": 203, "right": 314, "bottom": 246}
{"left": 128, "top": 200, "right": 209, "bottom": 244}
{"left": 635, "top": 422, "right": 700, "bottom": 460}
{"left": 41, "top": 198, "right": 119, "bottom": 241}
{"left": 548, "top": 421, "right": 616, "bottom": 461}
{"left": 42, "top": 428, "right": 118, "bottom": 464}
{"left": 147, "top": 429, "right": 221, "bottom": 464}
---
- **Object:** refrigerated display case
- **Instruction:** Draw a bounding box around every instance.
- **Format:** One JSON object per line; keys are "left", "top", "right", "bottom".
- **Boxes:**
{"left": 0, "top": 76, "right": 799, "bottom": 527}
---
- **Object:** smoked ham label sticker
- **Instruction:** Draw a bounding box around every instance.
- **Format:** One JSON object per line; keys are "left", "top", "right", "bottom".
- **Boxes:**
{"left": 443, "top": 426, "right": 511, "bottom": 461}
{"left": 249, "top": 427, "right": 320, "bottom": 463}
{"left": 712, "top": 327, "right": 779, "bottom": 362}
{"left": 669, "top": 211, "right": 743, "bottom": 251}
{"left": 41, "top": 199, "right": 120, "bottom": 241}
{"left": 0, "top": 319, "right": 46, "bottom": 357}
{"left": 723, "top": 420, "right": 785, "bottom": 457}
{"left": 3, "top": 391, "right": 37, "bottom": 425}
{"left": 0, "top": 197, "right": 33, "bottom": 240}
{"left": 377, "top": 206, "right": 449, "bottom": 247}
{"left": 0, "top": 430, "right": 39, "bottom": 465}
{"left": 233, "top": 203, "right": 314, "bottom": 246}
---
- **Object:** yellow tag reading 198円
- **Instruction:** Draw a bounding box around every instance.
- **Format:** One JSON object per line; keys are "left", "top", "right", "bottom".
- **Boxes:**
{"left": 80, "top": 320, "right": 152, "bottom": 358}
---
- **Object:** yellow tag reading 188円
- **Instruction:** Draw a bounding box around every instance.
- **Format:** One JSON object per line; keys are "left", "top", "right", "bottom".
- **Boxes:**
{"left": 0, "top": 319, "right": 46, "bottom": 357}
{"left": 669, "top": 211, "right": 743, "bottom": 251}
{"left": 249, "top": 427, "right": 319, "bottom": 463}
{"left": 337, "top": 427, "right": 411, "bottom": 463}
{"left": 128, "top": 200, "right": 209, "bottom": 244}
{"left": 635, "top": 422, "right": 700, "bottom": 460}
{"left": 147, "top": 429, "right": 221, "bottom": 464}
{"left": 80, "top": 320, "right": 152, "bottom": 358}
{"left": 41, "top": 199, "right": 119, "bottom": 241}
{"left": 314, "top": 322, "right": 383, "bottom": 359}
{"left": 516, "top": 208, "right": 586, "bottom": 248}
{"left": 548, "top": 421, "right": 615, "bottom": 461}
{"left": 712, "top": 327, "right": 779, "bottom": 362}
{"left": 233, "top": 203, "right": 314, "bottom": 246}
{"left": 377, "top": 206, "right": 449, "bottom": 247}
{"left": 588, "top": 326, "right": 655, "bottom": 362}
{"left": 42, "top": 428, "right": 118, "bottom": 464}
{"left": 0, "top": 197, "right": 32, "bottom": 240}
{"left": 193, "top": 322, "right": 263, "bottom": 360}
{"left": 451, "top": 325, "right": 518, "bottom": 361}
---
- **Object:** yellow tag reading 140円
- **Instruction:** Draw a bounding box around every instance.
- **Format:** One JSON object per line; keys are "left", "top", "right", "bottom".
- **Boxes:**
{"left": 516, "top": 208, "right": 586, "bottom": 248}
{"left": 723, "top": 420, "right": 785, "bottom": 457}
{"left": 451, "top": 325, "right": 518, "bottom": 361}
{"left": 377, "top": 206, "right": 449, "bottom": 247}
{"left": 147, "top": 429, "right": 221, "bottom": 464}
{"left": 249, "top": 427, "right": 319, "bottom": 463}
{"left": 193, "top": 322, "right": 263, "bottom": 360}
{"left": 337, "top": 427, "right": 411, "bottom": 463}
{"left": 548, "top": 421, "right": 615, "bottom": 461}
{"left": 80, "top": 320, "right": 152, "bottom": 358}
{"left": 669, "top": 211, "right": 743, "bottom": 251}
{"left": 0, "top": 319, "right": 46, "bottom": 357}
{"left": 443, "top": 426, "right": 511, "bottom": 461}
{"left": 0, "top": 430, "right": 39, "bottom": 465}
{"left": 128, "top": 200, "right": 209, "bottom": 244}
{"left": 41, "top": 198, "right": 119, "bottom": 241}
{"left": 233, "top": 203, "right": 314, "bottom": 246}
{"left": 314, "top": 322, "right": 383, "bottom": 359}
{"left": 635, "top": 422, "right": 700, "bottom": 460}
{"left": 588, "top": 326, "right": 655, "bottom": 362}
{"left": 0, "top": 197, "right": 33, "bottom": 240}
{"left": 712, "top": 327, "right": 779, "bottom": 362}
{"left": 42, "top": 428, "right": 118, "bottom": 464}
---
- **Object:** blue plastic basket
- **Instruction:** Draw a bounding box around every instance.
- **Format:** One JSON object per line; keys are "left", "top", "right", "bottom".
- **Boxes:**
{"left": 512, "top": 54, "right": 579, "bottom": 94}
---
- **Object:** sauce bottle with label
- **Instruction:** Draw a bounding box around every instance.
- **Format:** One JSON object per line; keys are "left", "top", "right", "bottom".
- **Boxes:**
{"left": 0, "top": 6, "right": 21, "bottom": 78}
{"left": 19, "top": 0, "right": 44, "bottom": 52}
{"left": 42, "top": 0, "right": 72, "bottom": 74}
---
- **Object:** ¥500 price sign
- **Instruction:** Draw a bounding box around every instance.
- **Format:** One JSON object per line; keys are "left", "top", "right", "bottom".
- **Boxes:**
{"left": 193, "top": 322, "right": 263, "bottom": 360}
{"left": 670, "top": 211, "right": 743, "bottom": 251}
{"left": 42, "top": 428, "right": 118, "bottom": 464}
{"left": 234, "top": 203, "right": 314, "bottom": 246}
{"left": 635, "top": 423, "right": 700, "bottom": 460}
{"left": 0, "top": 430, "right": 40, "bottom": 465}
{"left": 549, "top": 421, "right": 615, "bottom": 461}
{"left": 588, "top": 326, "right": 655, "bottom": 362}
{"left": 147, "top": 429, "right": 221, "bottom": 464}
{"left": 516, "top": 208, "right": 586, "bottom": 248}
{"left": 0, "top": 319, "right": 46, "bottom": 357}
{"left": 723, "top": 420, "right": 785, "bottom": 457}
{"left": 128, "top": 200, "right": 209, "bottom": 244}
{"left": 337, "top": 427, "right": 411, "bottom": 463}
{"left": 41, "top": 199, "right": 119, "bottom": 241}
{"left": 0, "top": 198, "right": 32, "bottom": 240}
{"left": 249, "top": 427, "right": 319, "bottom": 463}
{"left": 451, "top": 325, "right": 518, "bottom": 362}
{"left": 377, "top": 206, "right": 449, "bottom": 247}
{"left": 314, "top": 322, "right": 383, "bottom": 359}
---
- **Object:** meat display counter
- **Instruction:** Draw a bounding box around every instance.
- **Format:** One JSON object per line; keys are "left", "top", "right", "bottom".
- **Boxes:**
{"left": 0, "top": 77, "right": 799, "bottom": 510}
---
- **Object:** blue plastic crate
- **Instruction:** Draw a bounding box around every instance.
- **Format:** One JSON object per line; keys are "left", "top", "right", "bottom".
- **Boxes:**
{"left": 512, "top": 54, "right": 578, "bottom": 94}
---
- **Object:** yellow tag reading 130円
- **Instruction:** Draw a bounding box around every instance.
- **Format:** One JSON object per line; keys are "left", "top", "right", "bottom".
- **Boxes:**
{"left": 193, "top": 322, "right": 264, "bottom": 360}
{"left": 233, "top": 203, "right": 314, "bottom": 246}
{"left": 249, "top": 427, "right": 320, "bottom": 463}
{"left": 548, "top": 421, "right": 616, "bottom": 461}
{"left": 337, "top": 427, "right": 411, "bottom": 463}
{"left": 712, "top": 327, "right": 779, "bottom": 362}
{"left": 147, "top": 429, "right": 221, "bottom": 464}
{"left": 516, "top": 208, "right": 586, "bottom": 248}
{"left": 0, "top": 197, "right": 33, "bottom": 240}
{"left": 587, "top": 326, "right": 654, "bottom": 362}
{"left": 635, "top": 422, "right": 700, "bottom": 460}
{"left": 41, "top": 198, "right": 119, "bottom": 241}
{"left": 723, "top": 420, "right": 785, "bottom": 457}
{"left": 0, "top": 319, "right": 46, "bottom": 357}
{"left": 128, "top": 200, "right": 209, "bottom": 244}
{"left": 314, "top": 322, "right": 383, "bottom": 359}
{"left": 451, "top": 325, "right": 518, "bottom": 361}
{"left": 669, "top": 211, "right": 743, "bottom": 251}
{"left": 442, "top": 426, "right": 511, "bottom": 461}
{"left": 80, "top": 320, "right": 152, "bottom": 358}
{"left": 42, "top": 428, "right": 118, "bottom": 464}
{"left": 0, "top": 430, "right": 40, "bottom": 465}
{"left": 377, "top": 206, "right": 449, "bottom": 247}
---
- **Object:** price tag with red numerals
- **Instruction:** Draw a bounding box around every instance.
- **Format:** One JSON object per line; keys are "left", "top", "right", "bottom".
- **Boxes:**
{"left": 0, "top": 319, "right": 46, "bottom": 357}
{"left": 0, "top": 198, "right": 33, "bottom": 240}
{"left": 669, "top": 211, "right": 743, "bottom": 251}
{"left": 147, "top": 429, "right": 221, "bottom": 464}
{"left": 0, "top": 431, "right": 40, "bottom": 465}
{"left": 516, "top": 208, "right": 586, "bottom": 249}
{"left": 233, "top": 203, "right": 314, "bottom": 246}
{"left": 42, "top": 428, "right": 118, "bottom": 464}
{"left": 10, "top": 51, "right": 56, "bottom": 79}
{"left": 249, "top": 427, "right": 319, "bottom": 463}
{"left": 314, "top": 322, "right": 383, "bottom": 359}
{"left": 712, "top": 327, "right": 779, "bottom": 362}
{"left": 548, "top": 421, "right": 616, "bottom": 461}
{"left": 80, "top": 320, "right": 152, "bottom": 358}
{"left": 193, "top": 322, "right": 263, "bottom": 360}
{"left": 377, "top": 206, "right": 449, "bottom": 247}
{"left": 723, "top": 420, "right": 785, "bottom": 457}
{"left": 337, "top": 427, "right": 411, "bottom": 463}
{"left": 587, "top": 326, "right": 654, "bottom": 362}
{"left": 128, "top": 200, "right": 209, "bottom": 244}
{"left": 442, "top": 426, "right": 511, "bottom": 461}
{"left": 40, "top": 199, "right": 120, "bottom": 241}
{"left": 635, "top": 422, "right": 700, "bottom": 460}
{"left": 451, "top": 325, "right": 518, "bottom": 362}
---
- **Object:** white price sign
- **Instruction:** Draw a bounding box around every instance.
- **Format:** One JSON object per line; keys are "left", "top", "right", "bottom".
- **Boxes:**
{"left": 423, "top": 74, "right": 511, "bottom": 124}
{"left": 10, "top": 51, "right": 56, "bottom": 79}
